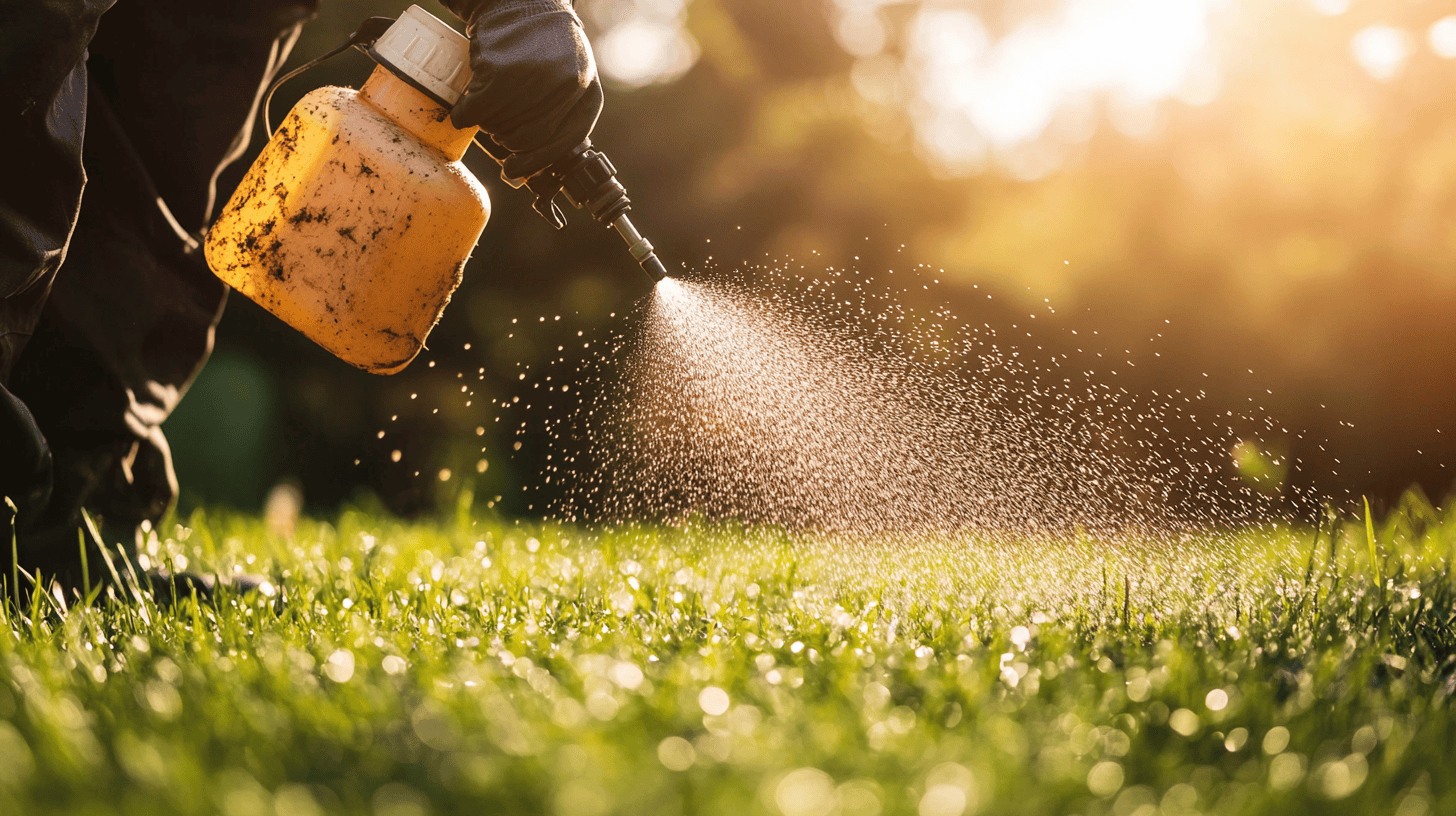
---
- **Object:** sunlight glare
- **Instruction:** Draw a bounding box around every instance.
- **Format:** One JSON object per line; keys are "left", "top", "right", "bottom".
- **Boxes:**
{"left": 1308, "top": 0, "right": 1350, "bottom": 16}
{"left": 901, "top": 0, "right": 1216, "bottom": 169}
{"left": 1430, "top": 16, "right": 1456, "bottom": 59}
{"left": 594, "top": 2, "right": 699, "bottom": 87}
{"left": 1351, "top": 24, "right": 1411, "bottom": 82}
{"left": 835, "top": 7, "right": 888, "bottom": 57}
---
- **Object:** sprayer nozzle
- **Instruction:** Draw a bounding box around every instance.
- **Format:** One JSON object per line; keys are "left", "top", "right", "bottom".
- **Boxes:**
{"left": 611, "top": 214, "right": 667, "bottom": 283}
{"left": 531, "top": 146, "right": 668, "bottom": 285}
{"left": 641, "top": 253, "right": 668, "bottom": 283}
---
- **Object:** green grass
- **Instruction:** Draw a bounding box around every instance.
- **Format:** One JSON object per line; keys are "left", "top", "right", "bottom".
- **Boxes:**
{"left": 2, "top": 495, "right": 1454, "bottom": 816}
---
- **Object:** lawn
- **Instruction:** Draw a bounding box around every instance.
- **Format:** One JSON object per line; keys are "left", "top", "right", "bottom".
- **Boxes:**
{"left": 1, "top": 495, "right": 1453, "bottom": 816}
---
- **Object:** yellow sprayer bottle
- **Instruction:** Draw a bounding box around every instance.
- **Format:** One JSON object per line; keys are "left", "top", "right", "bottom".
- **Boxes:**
{"left": 205, "top": 6, "right": 487, "bottom": 374}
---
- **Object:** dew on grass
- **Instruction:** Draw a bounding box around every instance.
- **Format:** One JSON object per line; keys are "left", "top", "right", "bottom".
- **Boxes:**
{"left": 1205, "top": 688, "right": 1229, "bottom": 711}
{"left": 9, "top": 501, "right": 1449, "bottom": 815}
{"left": 699, "top": 686, "right": 731, "bottom": 715}
{"left": 657, "top": 736, "right": 696, "bottom": 771}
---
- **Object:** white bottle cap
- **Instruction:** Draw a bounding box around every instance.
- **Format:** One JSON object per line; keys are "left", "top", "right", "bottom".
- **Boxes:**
{"left": 373, "top": 5, "right": 472, "bottom": 106}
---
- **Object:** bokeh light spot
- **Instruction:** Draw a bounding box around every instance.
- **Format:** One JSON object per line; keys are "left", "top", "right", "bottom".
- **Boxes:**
{"left": 1351, "top": 24, "right": 1411, "bottom": 82}
{"left": 1430, "top": 16, "right": 1456, "bottom": 59}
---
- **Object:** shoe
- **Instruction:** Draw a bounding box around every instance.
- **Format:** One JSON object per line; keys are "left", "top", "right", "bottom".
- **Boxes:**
{"left": 0, "top": 384, "right": 53, "bottom": 526}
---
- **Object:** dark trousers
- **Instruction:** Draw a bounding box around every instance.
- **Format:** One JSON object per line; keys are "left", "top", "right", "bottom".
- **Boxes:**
{"left": 0, "top": 0, "right": 316, "bottom": 581}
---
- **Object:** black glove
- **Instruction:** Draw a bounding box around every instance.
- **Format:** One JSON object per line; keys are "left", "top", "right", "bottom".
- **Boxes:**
{"left": 443, "top": 0, "right": 603, "bottom": 182}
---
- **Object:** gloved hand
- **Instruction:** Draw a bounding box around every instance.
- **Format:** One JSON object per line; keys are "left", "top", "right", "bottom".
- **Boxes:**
{"left": 442, "top": 0, "right": 603, "bottom": 182}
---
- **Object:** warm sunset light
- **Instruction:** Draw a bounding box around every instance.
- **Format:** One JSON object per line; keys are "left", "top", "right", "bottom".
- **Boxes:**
{"left": 9, "top": 1, "right": 1456, "bottom": 812}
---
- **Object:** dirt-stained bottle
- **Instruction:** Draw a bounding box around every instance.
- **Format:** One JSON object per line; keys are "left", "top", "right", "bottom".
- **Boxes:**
{"left": 205, "top": 6, "right": 488, "bottom": 374}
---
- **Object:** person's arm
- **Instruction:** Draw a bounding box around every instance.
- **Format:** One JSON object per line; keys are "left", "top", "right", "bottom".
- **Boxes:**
{"left": 437, "top": 0, "right": 603, "bottom": 182}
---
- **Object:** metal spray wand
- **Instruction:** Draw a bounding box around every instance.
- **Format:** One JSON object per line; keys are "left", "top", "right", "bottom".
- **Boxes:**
{"left": 502, "top": 142, "right": 669, "bottom": 283}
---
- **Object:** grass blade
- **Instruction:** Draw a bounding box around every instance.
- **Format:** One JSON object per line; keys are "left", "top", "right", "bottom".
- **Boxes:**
{"left": 6, "top": 496, "right": 17, "bottom": 612}
{"left": 1364, "top": 495, "right": 1381, "bottom": 589}
{"left": 78, "top": 527, "right": 91, "bottom": 606}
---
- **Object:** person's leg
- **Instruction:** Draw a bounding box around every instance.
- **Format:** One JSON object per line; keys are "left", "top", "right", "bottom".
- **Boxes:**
{"left": 7, "top": 0, "right": 317, "bottom": 586}
{"left": 0, "top": 0, "right": 115, "bottom": 329}
{"left": 0, "top": 0, "right": 116, "bottom": 574}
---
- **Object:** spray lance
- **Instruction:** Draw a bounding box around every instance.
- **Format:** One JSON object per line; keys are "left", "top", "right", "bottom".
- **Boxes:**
{"left": 204, "top": 5, "right": 665, "bottom": 377}
{"left": 509, "top": 142, "right": 668, "bottom": 284}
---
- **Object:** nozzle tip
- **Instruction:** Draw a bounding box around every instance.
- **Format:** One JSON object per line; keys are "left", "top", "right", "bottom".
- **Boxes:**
{"left": 641, "top": 254, "right": 668, "bottom": 283}
{"left": 608, "top": 214, "right": 668, "bottom": 284}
